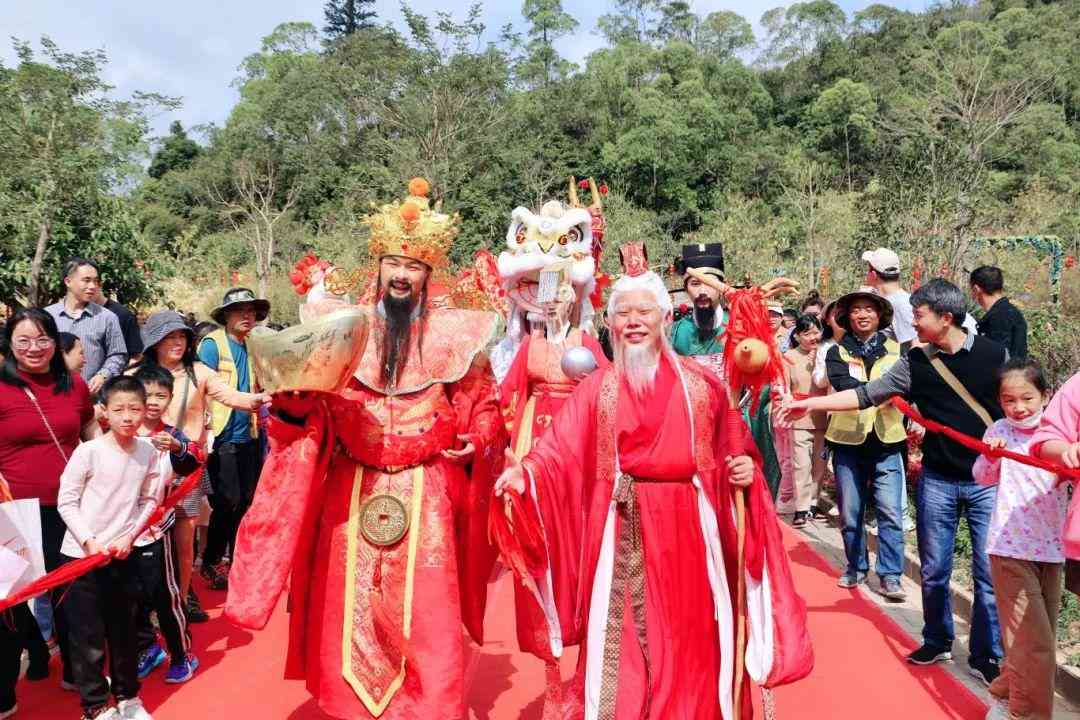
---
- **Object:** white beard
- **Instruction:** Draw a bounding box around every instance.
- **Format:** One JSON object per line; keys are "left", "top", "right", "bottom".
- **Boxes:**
{"left": 616, "top": 342, "right": 660, "bottom": 398}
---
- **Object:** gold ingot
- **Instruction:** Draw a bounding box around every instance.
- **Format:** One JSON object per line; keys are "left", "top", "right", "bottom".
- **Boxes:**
{"left": 248, "top": 308, "right": 370, "bottom": 394}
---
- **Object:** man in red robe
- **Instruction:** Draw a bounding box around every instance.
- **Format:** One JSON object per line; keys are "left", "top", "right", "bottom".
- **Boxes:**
{"left": 224, "top": 180, "right": 506, "bottom": 720}
{"left": 495, "top": 246, "right": 813, "bottom": 719}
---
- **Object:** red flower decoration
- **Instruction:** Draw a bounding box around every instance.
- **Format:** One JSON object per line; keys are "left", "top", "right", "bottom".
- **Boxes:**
{"left": 599, "top": 184, "right": 609, "bottom": 195}
{"left": 1066, "top": 255, "right": 1076, "bottom": 269}
{"left": 679, "top": 303, "right": 689, "bottom": 314}
{"left": 578, "top": 179, "right": 589, "bottom": 189}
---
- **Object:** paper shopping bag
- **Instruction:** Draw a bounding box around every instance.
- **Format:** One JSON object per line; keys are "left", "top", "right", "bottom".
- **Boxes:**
{"left": 0, "top": 498, "right": 45, "bottom": 599}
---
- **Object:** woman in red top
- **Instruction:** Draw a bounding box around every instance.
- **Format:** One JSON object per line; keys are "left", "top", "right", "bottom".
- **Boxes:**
{"left": 0, "top": 308, "right": 97, "bottom": 709}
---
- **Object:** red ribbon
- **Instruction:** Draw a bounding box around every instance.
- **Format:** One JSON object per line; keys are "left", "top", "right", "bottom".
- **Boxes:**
{"left": 890, "top": 397, "right": 1080, "bottom": 482}
{"left": 0, "top": 466, "right": 204, "bottom": 612}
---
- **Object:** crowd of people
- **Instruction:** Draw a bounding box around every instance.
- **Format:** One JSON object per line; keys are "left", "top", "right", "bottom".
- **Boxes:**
{"left": 1, "top": 259, "right": 267, "bottom": 720}
{"left": 0, "top": 226, "right": 1074, "bottom": 720}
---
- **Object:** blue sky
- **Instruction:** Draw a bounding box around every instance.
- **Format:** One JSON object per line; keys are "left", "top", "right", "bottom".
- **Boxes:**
{"left": 2, "top": 0, "right": 928, "bottom": 140}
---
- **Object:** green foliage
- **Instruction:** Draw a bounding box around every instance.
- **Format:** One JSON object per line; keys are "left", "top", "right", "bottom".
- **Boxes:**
{"left": 148, "top": 121, "right": 201, "bottom": 179}
{"left": 0, "top": 37, "right": 177, "bottom": 307}
{"left": 4, "top": 1, "right": 1080, "bottom": 333}
{"left": 323, "top": 0, "right": 377, "bottom": 40}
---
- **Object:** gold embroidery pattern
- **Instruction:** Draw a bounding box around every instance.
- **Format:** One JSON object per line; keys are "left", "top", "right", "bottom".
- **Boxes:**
{"left": 341, "top": 467, "right": 424, "bottom": 716}
{"left": 678, "top": 361, "right": 718, "bottom": 472}
{"left": 595, "top": 369, "right": 618, "bottom": 487}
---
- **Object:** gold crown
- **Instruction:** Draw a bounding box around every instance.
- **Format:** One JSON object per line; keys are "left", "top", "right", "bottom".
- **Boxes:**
{"left": 363, "top": 178, "right": 458, "bottom": 270}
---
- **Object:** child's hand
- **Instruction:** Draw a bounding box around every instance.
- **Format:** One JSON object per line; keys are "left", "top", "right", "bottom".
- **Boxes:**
{"left": 107, "top": 533, "right": 134, "bottom": 559}
{"left": 84, "top": 538, "right": 106, "bottom": 556}
{"left": 151, "top": 432, "right": 179, "bottom": 453}
{"left": 1064, "top": 442, "right": 1080, "bottom": 469}
{"left": 986, "top": 437, "right": 1007, "bottom": 452}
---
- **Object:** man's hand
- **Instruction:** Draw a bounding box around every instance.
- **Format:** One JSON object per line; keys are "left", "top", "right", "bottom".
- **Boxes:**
{"left": 107, "top": 533, "right": 134, "bottom": 559}
{"left": 908, "top": 421, "right": 926, "bottom": 442}
{"left": 88, "top": 374, "right": 106, "bottom": 394}
{"left": 248, "top": 393, "right": 273, "bottom": 412}
{"left": 441, "top": 434, "right": 476, "bottom": 462}
{"left": 775, "top": 396, "right": 807, "bottom": 428}
{"left": 84, "top": 538, "right": 106, "bottom": 556}
{"left": 494, "top": 448, "right": 526, "bottom": 497}
{"left": 150, "top": 431, "right": 180, "bottom": 453}
{"left": 272, "top": 391, "right": 316, "bottom": 419}
{"left": 726, "top": 455, "right": 755, "bottom": 488}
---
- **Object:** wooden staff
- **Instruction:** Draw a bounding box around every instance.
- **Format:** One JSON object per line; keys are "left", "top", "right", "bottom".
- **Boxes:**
{"left": 686, "top": 268, "right": 797, "bottom": 715}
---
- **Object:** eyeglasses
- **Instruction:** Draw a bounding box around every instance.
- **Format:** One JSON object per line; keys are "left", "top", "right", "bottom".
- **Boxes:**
{"left": 12, "top": 337, "right": 56, "bottom": 350}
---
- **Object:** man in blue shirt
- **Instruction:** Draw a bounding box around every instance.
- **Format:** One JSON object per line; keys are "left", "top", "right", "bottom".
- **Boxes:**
{"left": 197, "top": 288, "right": 270, "bottom": 590}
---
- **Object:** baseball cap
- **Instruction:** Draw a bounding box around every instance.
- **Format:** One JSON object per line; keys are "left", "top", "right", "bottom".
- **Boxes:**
{"left": 862, "top": 248, "right": 901, "bottom": 275}
{"left": 767, "top": 301, "right": 784, "bottom": 315}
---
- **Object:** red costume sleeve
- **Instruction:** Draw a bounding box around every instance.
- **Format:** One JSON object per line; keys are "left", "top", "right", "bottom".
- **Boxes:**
{"left": 448, "top": 353, "right": 508, "bottom": 643}
{"left": 225, "top": 402, "right": 334, "bottom": 631}
{"left": 498, "top": 336, "right": 533, "bottom": 442}
{"left": 521, "top": 370, "right": 604, "bottom": 646}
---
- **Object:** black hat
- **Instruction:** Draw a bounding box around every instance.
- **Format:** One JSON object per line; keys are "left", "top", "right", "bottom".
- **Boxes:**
{"left": 210, "top": 287, "right": 271, "bottom": 325}
{"left": 676, "top": 243, "right": 724, "bottom": 280}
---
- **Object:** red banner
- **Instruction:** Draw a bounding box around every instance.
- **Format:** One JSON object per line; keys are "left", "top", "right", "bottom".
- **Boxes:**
{"left": 890, "top": 397, "right": 1080, "bottom": 483}
{"left": 0, "top": 467, "right": 203, "bottom": 612}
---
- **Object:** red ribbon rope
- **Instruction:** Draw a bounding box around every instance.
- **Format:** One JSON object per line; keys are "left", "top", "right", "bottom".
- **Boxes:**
{"left": 890, "top": 397, "right": 1080, "bottom": 482}
{"left": 0, "top": 466, "right": 204, "bottom": 612}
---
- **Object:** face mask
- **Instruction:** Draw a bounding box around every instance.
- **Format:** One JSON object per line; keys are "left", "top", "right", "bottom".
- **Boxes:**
{"left": 1005, "top": 411, "right": 1042, "bottom": 430}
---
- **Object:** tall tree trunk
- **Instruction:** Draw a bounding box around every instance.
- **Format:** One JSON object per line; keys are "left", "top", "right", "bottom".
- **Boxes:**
{"left": 28, "top": 218, "right": 52, "bottom": 307}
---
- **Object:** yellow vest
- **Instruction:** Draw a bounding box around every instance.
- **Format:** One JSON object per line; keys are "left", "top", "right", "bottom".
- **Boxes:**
{"left": 825, "top": 338, "right": 906, "bottom": 446}
{"left": 206, "top": 329, "right": 258, "bottom": 439}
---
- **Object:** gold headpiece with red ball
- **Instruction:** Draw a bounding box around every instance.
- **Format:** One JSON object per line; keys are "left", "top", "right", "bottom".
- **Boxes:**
{"left": 363, "top": 177, "right": 459, "bottom": 270}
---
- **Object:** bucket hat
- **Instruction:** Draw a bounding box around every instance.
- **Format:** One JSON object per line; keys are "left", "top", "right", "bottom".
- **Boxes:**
{"left": 210, "top": 287, "right": 270, "bottom": 325}
{"left": 141, "top": 310, "right": 194, "bottom": 351}
{"left": 835, "top": 286, "right": 893, "bottom": 332}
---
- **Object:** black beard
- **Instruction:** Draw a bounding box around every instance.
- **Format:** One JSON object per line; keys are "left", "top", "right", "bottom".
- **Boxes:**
{"left": 694, "top": 304, "right": 716, "bottom": 343}
{"left": 381, "top": 294, "right": 414, "bottom": 389}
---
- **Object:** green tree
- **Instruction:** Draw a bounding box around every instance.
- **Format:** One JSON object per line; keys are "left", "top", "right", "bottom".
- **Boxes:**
{"left": 148, "top": 121, "right": 201, "bottom": 179}
{"left": 517, "top": 0, "right": 579, "bottom": 88}
{"left": 323, "top": 0, "right": 377, "bottom": 40}
{"left": 696, "top": 11, "right": 755, "bottom": 58}
{"left": 807, "top": 78, "right": 877, "bottom": 191}
{"left": 655, "top": 2, "right": 697, "bottom": 43}
{"left": 759, "top": 0, "right": 847, "bottom": 66}
{"left": 0, "top": 37, "right": 176, "bottom": 307}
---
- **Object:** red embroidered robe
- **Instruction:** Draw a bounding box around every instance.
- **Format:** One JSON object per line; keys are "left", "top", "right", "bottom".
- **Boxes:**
{"left": 499, "top": 329, "right": 609, "bottom": 657}
{"left": 225, "top": 307, "right": 506, "bottom": 720}
{"left": 518, "top": 353, "right": 813, "bottom": 720}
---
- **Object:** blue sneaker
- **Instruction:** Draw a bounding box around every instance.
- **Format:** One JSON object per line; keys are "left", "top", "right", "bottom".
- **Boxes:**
{"left": 136, "top": 643, "right": 167, "bottom": 680}
{"left": 164, "top": 654, "right": 199, "bottom": 684}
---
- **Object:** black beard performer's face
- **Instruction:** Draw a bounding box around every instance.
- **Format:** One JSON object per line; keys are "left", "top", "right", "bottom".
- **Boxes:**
{"left": 693, "top": 304, "right": 717, "bottom": 343}
{"left": 381, "top": 293, "right": 415, "bottom": 389}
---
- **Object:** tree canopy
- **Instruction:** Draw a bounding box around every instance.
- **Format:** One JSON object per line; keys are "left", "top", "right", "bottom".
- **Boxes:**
{"left": 1, "top": 0, "right": 1079, "bottom": 319}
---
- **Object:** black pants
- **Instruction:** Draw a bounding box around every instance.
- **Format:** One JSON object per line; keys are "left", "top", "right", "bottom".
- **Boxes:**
{"left": 0, "top": 603, "right": 49, "bottom": 711}
{"left": 62, "top": 555, "right": 141, "bottom": 712}
{"left": 133, "top": 534, "right": 190, "bottom": 662}
{"left": 40, "top": 505, "right": 74, "bottom": 683}
{"left": 204, "top": 440, "right": 263, "bottom": 568}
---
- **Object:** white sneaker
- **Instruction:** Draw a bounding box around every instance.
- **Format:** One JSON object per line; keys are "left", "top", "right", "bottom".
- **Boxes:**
{"left": 117, "top": 698, "right": 153, "bottom": 720}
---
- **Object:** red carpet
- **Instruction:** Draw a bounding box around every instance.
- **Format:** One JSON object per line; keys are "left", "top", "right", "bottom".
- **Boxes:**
{"left": 16, "top": 526, "right": 987, "bottom": 719}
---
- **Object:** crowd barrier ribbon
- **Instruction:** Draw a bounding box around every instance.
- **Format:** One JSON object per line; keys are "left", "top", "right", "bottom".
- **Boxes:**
{"left": 0, "top": 466, "right": 204, "bottom": 612}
